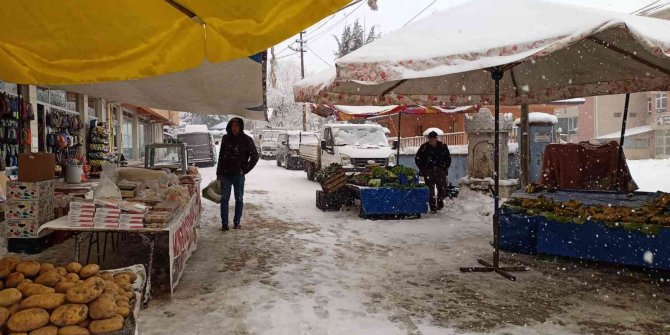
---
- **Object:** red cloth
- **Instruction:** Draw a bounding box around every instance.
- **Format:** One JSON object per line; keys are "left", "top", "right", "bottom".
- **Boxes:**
{"left": 540, "top": 141, "right": 638, "bottom": 192}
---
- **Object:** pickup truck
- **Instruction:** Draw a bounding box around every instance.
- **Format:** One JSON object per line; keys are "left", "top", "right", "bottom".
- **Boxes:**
{"left": 299, "top": 123, "right": 396, "bottom": 180}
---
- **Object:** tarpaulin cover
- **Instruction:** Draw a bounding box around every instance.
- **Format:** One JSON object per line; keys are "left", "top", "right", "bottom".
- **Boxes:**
{"left": 540, "top": 142, "right": 638, "bottom": 192}
{"left": 354, "top": 186, "right": 428, "bottom": 216}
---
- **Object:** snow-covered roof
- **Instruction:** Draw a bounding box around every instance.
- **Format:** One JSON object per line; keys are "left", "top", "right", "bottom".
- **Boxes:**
{"left": 514, "top": 112, "right": 558, "bottom": 125}
{"left": 423, "top": 127, "right": 444, "bottom": 136}
{"left": 326, "top": 123, "right": 383, "bottom": 128}
{"left": 553, "top": 98, "right": 586, "bottom": 104}
{"left": 596, "top": 125, "right": 653, "bottom": 140}
{"left": 382, "top": 127, "right": 391, "bottom": 134}
{"left": 183, "top": 125, "right": 210, "bottom": 134}
{"left": 334, "top": 105, "right": 399, "bottom": 115}
{"left": 211, "top": 121, "right": 228, "bottom": 130}
{"left": 431, "top": 106, "right": 476, "bottom": 113}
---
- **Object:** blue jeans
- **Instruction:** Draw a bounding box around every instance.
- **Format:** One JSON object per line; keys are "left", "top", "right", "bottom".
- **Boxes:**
{"left": 219, "top": 175, "right": 245, "bottom": 227}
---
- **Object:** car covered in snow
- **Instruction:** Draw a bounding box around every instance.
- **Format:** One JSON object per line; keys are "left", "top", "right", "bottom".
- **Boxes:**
{"left": 259, "top": 129, "right": 283, "bottom": 159}
{"left": 276, "top": 131, "right": 318, "bottom": 170}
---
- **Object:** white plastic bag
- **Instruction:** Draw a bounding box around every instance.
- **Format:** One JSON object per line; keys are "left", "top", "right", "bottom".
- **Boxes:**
{"left": 94, "top": 164, "right": 122, "bottom": 199}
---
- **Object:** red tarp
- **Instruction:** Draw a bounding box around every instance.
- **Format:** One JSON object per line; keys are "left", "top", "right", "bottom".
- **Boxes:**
{"left": 540, "top": 142, "right": 638, "bottom": 192}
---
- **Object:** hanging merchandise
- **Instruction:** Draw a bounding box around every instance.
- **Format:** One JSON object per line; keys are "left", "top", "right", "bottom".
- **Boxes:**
{"left": 0, "top": 89, "right": 30, "bottom": 168}
{"left": 88, "top": 121, "right": 111, "bottom": 174}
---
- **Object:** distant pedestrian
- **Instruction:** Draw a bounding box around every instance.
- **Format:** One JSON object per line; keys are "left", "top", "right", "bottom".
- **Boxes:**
{"left": 216, "top": 117, "right": 259, "bottom": 230}
{"left": 415, "top": 131, "right": 451, "bottom": 213}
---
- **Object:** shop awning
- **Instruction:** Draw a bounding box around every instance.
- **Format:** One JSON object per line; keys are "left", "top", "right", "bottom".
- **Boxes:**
{"left": 0, "top": 0, "right": 348, "bottom": 85}
{"left": 596, "top": 125, "right": 654, "bottom": 140}
{"left": 312, "top": 104, "right": 477, "bottom": 120}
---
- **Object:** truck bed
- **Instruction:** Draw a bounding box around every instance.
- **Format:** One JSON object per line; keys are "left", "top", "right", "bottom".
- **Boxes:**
{"left": 299, "top": 143, "right": 320, "bottom": 165}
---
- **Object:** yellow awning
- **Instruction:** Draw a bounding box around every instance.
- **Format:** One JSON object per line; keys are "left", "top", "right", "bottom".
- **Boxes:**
{"left": 0, "top": 0, "right": 348, "bottom": 85}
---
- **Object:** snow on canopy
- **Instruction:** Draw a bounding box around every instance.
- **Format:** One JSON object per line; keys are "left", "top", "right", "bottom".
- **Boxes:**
{"left": 596, "top": 125, "right": 653, "bottom": 140}
{"left": 423, "top": 127, "right": 444, "bottom": 136}
{"left": 513, "top": 112, "right": 558, "bottom": 125}
{"left": 182, "top": 125, "right": 210, "bottom": 134}
{"left": 294, "top": 0, "right": 670, "bottom": 107}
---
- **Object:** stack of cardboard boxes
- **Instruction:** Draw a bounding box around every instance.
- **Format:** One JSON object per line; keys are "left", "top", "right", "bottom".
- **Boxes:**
{"left": 5, "top": 153, "right": 56, "bottom": 252}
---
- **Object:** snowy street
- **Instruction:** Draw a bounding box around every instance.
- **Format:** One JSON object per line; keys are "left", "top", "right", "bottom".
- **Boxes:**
{"left": 82, "top": 160, "right": 669, "bottom": 335}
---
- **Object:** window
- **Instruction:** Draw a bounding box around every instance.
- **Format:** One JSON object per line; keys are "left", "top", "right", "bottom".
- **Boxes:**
{"left": 557, "top": 117, "right": 578, "bottom": 134}
{"left": 139, "top": 123, "right": 146, "bottom": 159}
{"left": 624, "top": 139, "right": 649, "bottom": 149}
{"left": 122, "top": 117, "right": 133, "bottom": 160}
{"left": 655, "top": 129, "right": 670, "bottom": 158}
{"left": 656, "top": 93, "right": 667, "bottom": 114}
{"left": 613, "top": 112, "right": 622, "bottom": 118}
{"left": 648, "top": 97, "right": 653, "bottom": 115}
{"left": 629, "top": 112, "right": 637, "bottom": 118}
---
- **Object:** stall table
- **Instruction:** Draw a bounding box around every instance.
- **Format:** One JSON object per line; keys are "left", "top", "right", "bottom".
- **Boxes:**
{"left": 500, "top": 190, "right": 670, "bottom": 271}
{"left": 39, "top": 192, "right": 201, "bottom": 305}
{"left": 347, "top": 185, "right": 429, "bottom": 219}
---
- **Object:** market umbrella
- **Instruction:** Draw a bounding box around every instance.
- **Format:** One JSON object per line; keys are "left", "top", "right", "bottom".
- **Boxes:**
{"left": 0, "top": 0, "right": 349, "bottom": 117}
{"left": 295, "top": 0, "right": 670, "bottom": 280}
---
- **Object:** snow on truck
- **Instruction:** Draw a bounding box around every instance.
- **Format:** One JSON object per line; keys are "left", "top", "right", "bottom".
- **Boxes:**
{"left": 299, "top": 123, "right": 396, "bottom": 180}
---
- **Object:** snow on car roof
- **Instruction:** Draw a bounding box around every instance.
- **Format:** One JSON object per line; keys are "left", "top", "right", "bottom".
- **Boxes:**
{"left": 182, "top": 125, "right": 210, "bottom": 134}
{"left": 325, "top": 123, "right": 383, "bottom": 128}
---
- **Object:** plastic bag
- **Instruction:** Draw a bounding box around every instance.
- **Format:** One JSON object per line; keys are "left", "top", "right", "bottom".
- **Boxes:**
{"left": 202, "top": 180, "right": 221, "bottom": 204}
{"left": 94, "top": 164, "right": 122, "bottom": 199}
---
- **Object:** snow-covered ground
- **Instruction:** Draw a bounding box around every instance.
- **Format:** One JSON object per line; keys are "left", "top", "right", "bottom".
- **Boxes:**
{"left": 628, "top": 158, "right": 670, "bottom": 193}
{"left": 18, "top": 160, "right": 670, "bottom": 334}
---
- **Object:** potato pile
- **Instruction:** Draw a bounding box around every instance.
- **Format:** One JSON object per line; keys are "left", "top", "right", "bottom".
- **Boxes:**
{"left": 0, "top": 257, "right": 137, "bottom": 335}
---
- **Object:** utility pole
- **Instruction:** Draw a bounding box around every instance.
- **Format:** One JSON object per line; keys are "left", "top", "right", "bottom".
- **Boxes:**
{"left": 297, "top": 31, "right": 307, "bottom": 131}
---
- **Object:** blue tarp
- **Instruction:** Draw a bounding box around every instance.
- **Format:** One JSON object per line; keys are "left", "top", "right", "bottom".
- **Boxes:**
{"left": 355, "top": 186, "right": 429, "bottom": 216}
{"left": 500, "top": 209, "right": 670, "bottom": 271}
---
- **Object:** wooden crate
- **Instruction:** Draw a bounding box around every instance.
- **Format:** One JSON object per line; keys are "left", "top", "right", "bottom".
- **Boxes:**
{"left": 321, "top": 171, "right": 348, "bottom": 193}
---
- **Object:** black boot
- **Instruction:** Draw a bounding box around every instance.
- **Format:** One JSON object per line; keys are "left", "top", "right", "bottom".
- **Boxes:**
{"left": 221, "top": 225, "right": 230, "bottom": 231}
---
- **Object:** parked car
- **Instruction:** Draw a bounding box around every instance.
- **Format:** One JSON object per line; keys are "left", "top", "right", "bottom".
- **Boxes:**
{"left": 299, "top": 123, "right": 396, "bottom": 181}
{"left": 177, "top": 125, "right": 218, "bottom": 167}
{"left": 259, "top": 129, "right": 283, "bottom": 159}
{"left": 276, "top": 131, "right": 318, "bottom": 170}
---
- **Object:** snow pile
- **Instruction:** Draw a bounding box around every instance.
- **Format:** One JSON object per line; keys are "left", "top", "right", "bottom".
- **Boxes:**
{"left": 627, "top": 158, "right": 670, "bottom": 192}
{"left": 514, "top": 112, "right": 558, "bottom": 125}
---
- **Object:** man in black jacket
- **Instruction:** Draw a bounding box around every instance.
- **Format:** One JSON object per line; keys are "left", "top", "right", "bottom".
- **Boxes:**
{"left": 216, "top": 117, "right": 259, "bottom": 230}
{"left": 415, "top": 131, "right": 451, "bottom": 213}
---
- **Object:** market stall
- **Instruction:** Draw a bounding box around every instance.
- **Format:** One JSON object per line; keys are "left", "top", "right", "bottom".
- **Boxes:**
{"left": 315, "top": 163, "right": 430, "bottom": 218}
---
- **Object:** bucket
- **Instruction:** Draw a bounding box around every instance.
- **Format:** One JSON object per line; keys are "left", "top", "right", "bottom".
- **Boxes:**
{"left": 66, "top": 165, "right": 83, "bottom": 184}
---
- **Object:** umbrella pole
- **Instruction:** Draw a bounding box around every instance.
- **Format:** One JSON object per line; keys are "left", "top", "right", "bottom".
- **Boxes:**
{"left": 614, "top": 93, "right": 631, "bottom": 192}
{"left": 460, "top": 67, "right": 528, "bottom": 281}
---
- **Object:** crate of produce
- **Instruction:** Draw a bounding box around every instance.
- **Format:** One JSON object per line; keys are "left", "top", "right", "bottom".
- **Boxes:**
{"left": 316, "top": 189, "right": 355, "bottom": 211}
{"left": 316, "top": 164, "right": 348, "bottom": 193}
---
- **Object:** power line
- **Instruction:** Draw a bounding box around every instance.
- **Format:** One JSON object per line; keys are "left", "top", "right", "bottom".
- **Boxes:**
{"left": 308, "top": 0, "right": 364, "bottom": 36}
{"left": 306, "top": 1, "right": 365, "bottom": 43}
{"left": 403, "top": 0, "right": 439, "bottom": 27}
{"left": 307, "top": 46, "right": 333, "bottom": 67}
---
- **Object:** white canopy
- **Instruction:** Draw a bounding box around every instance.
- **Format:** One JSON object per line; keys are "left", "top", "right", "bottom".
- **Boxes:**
{"left": 60, "top": 57, "right": 267, "bottom": 120}
{"left": 295, "top": 0, "right": 670, "bottom": 106}
{"left": 423, "top": 127, "right": 444, "bottom": 136}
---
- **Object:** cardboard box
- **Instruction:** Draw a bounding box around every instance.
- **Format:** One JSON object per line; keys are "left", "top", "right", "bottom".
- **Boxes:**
{"left": 18, "top": 153, "right": 55, "bottom": 182}
{"left": 6, "top": 215, "right": 54, "bottom": 238}
{"left": 7, "top": 180, "right": 55, "bottom": 200}
{"left": 5, "top": 198, "right": 54, "bottom": 220}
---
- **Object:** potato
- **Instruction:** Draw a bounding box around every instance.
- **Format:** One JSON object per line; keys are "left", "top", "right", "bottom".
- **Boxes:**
{"left": 0, "top": 289, "right": 22, "bottom": 307}
{"left": 16, "top": 281, "right": 32, "bottom": 292}
{"left": 50, "top": 305, "right": 88, "bottom": 327}
{"left": 87, "top": 294, "right": 116, "bottom": 320}
{"left": 65, "top": 278, "right": 104, "bottom": 304}
{"left": 112, "top": 275, "right": 129, "bottom": 287}
{"left": 113, "top": 272, "right": 137, "bottom": 283}
{"left": 18, "top": 284, "right": 54, "bottom": 297}
{"left": 0, "top": 280, "right": 4, "bottom": 289}
{"left": 115, "top": 295, "right": 129, "bottom": 305}
{"left": 10, "top": 333, "right": 29, "bottom": 335}
{"left": 88, "top": 315, "right": 123, "bottom": 335}
{"left": 0, "top": 256, "right": 21, "bottom": 278}
{"left": 9, "top": 303, "right": 22, "bottom": 315}
{"left": 7, "top": 308, "right": 49, "bottom": 332}
{"left": 54, "top": 282, "right": 76, "bottom": 294}
{"left": 102, "top": 281, "right": 118, "bottom": 292}
{"left": 28, "top": 325, "right": 58, "bottom": 335}
{"left": 38, "top": 264, "right": 55, "bottom": 276}
{"left": 116, "top": 306, "right": 130, "bottom": 318}
{"left": 19, "top": 293, "right": 65, "bottom": 310}
{"left": 122, "top": 291, "right": 133, "bottom": 299}
{"left": 0, "top": 306, "right": 10, "bottom": 326}
{"left": 78, "top": 266, "right": 99, "bottom": 280}
{"left": 98, "top": 273, "right": 113, "bottom": 281}
{"left": 65, "top": 264, "right": 82, "bottom": 275}
{"left": 6, "top": 273, "right": 25, "bottom": 288}
{"left": 55, "top": 268, "right": 68, "bottom": 277}
{"left": 15, "top": 262, "right": 41, "bottom": 278}
{"left": 64, "top": 274, "right": 79, "bottom": 283}
{"left": 77, "top": 319, "right": 90, "bottom": 328}
{"left": 57, "top": 326, "right": 90, "bottom": 335}
{"left": 34, "top": 272, "right": 60, "bottom": 288}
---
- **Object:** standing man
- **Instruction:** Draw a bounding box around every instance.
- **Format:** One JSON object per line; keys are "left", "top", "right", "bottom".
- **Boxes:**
{"left": 415, "top": 131, "right": 451, "bottom": 213}
{"left": 217, "top": 117, "right": 259, "bottom": 231}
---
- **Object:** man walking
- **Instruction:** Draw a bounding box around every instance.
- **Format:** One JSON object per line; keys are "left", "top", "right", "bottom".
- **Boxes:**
{"left": 415, "top": 131, "right": 451, "bottom": 213}
{"left": 216, "top": 117, "right": 259, "bottom": 231}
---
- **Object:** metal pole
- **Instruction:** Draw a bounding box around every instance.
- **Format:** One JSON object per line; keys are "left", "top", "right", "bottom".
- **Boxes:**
{"left": 492, "top": 67, "right": 503, "bottom": 268}
{"left": 299, "top": 31, "right": 306, "bottom": 131}
{"left": 519, "top": 104, "right": 530, "bottom": 186}
{"left": 615, "top": 93, "right": 631, "bottom": 191}
{"left": 397, "top": 111, "right": 401, "bottom": 161}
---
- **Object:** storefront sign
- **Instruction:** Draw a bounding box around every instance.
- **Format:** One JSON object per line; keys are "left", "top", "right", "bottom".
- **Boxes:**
{"left": 168, "top": 191, "right": 201, "bottom": 294}
{"left": 534, "top": 132, "right": 551, "bottom": 143}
